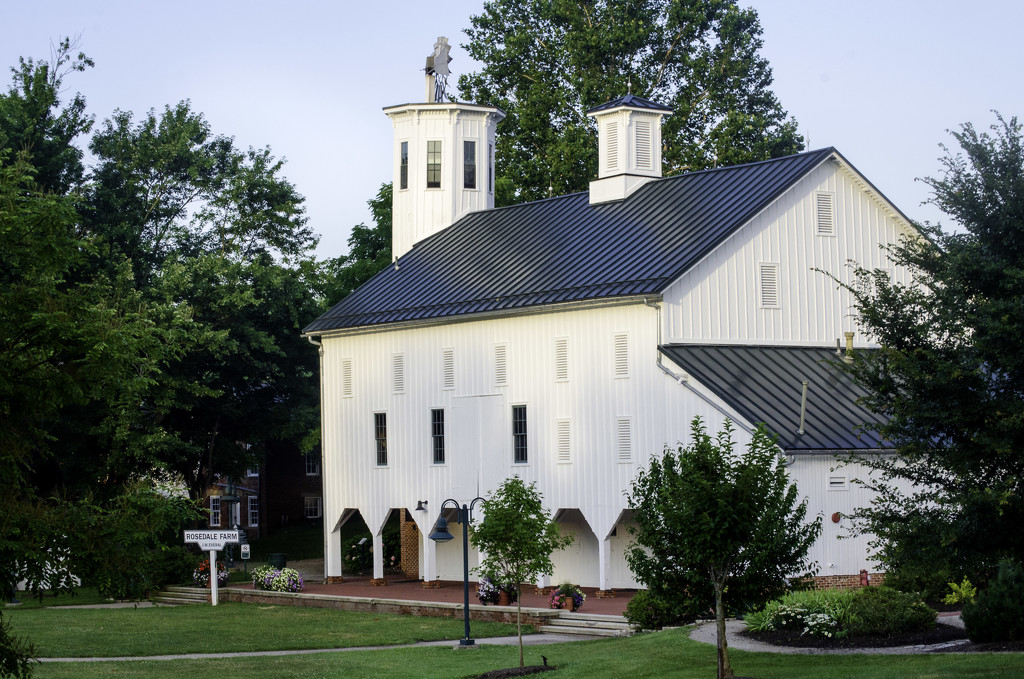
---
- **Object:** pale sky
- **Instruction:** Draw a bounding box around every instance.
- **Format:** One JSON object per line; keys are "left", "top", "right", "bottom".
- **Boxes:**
{"left": 4, "top": 1, "right": 1021, "bottom": 258}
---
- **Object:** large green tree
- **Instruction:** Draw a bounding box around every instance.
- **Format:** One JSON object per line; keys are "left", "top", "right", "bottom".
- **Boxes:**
{"left": 321, "top": 182, "right": 393, "bottom": 306}
{"left": 459, "top": 0, "right": 803, "bottom": 204}
{"left": 626, "top": 418, "right": 820, "bottom": 679}
{"left": 841, "top": 114, "right": 1024, "bottom": 594}
{"left": 471, "top": 477, "right": 573, "bottom": 668}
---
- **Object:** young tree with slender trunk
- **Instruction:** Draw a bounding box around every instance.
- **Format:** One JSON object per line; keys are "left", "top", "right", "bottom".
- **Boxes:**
{"left": 471, "top": 477, "right": 573, "bottom": 668}
{"left": 626, "top": 418, "right": 820, "bottom": 679}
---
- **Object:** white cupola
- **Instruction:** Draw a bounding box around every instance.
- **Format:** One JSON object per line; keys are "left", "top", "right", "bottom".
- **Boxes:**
{"left": 384, "top": 39, "right": 505, "bottom": 260}
{"left": 586, "top": 94, "right": 673, "bottom": 204}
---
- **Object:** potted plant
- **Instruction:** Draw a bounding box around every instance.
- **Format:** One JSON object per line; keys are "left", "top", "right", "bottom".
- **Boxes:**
{"left": 477, "top": 575, "right": 518, "bottom": 605}
{"left": 548, "top": 582, "right": 586, "bottom": 611}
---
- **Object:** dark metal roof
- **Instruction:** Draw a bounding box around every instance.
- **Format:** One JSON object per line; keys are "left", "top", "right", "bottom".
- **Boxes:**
{"left": 305, "top": 148, "right": 836, "bottom": 333}
{"left": 586, "top": 94, "right": 673, "bottom": 114}
{"left": 659, "top": 345, "right": 887, "bottom": 452}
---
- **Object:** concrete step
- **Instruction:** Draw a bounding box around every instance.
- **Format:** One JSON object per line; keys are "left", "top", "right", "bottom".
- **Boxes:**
{"left": 153, "top": 586, "right": 210, "bottom": 605}
{"left": 536, "top": 611, "right": 632, "bottom": 637}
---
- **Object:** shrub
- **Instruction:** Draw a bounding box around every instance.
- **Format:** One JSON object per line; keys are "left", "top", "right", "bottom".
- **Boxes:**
{"left": 192, "top": 558, "right": 229, "bottom": 587}
{"left": 962, "top": 560, "right": 1024, "bottom": 643}
{"left": 548, "top": 583, "right": 585, "bottom": 611}
{"left": 943, "top": 577, "right": 977, "bottom": 607}
{"left": 252, "top": 566, "right": 303, "bottom": 593}
{"left": 625, "top": 589, "right": 682, "bottom": 630}
{"left": 847, "top": 586, "right": 936, "bottom": 637}
{"left": 744, "top": 588, "right": 855, "bottom": 638}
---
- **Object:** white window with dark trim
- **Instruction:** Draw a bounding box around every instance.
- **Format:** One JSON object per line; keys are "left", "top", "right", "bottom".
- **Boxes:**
{"left": 209, "top": 496, "right": 221, "bottom": 527}
{"left": 431, "top": 408, "right": 445, "bottom": 464}
{"left": 758, "top": 262, "right": 780, "bottom": 309}
{"left": 399, "top": 141, "right": 409, "bottom": 190}
{"left": 427, "top": 140, "right": 442, "bottom": 188}
{"left": 304, "top": 497, "right": 322, "bottom": 519}
{"left": 556, "top": 418, "right": 571, "bottom": 464}
{"left": 374, "top": 413, "right": 388, "bottom": 466}
{"left": 815, "top": 191, "right": 836, "bottom": 236}
{"left": 464, "top": 140, "right": 477, "bottom": 189}
{"left": 305, "top": 453, "right": 320, "bottom": 476}
{"left": 512, "top": 405, "right": 528, "bottom": 464}
{"left": 248, "top": 496, "right": 259, "bottom": 526}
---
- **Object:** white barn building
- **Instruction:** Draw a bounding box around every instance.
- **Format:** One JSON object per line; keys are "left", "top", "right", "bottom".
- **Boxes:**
{"left": 303, "top": 87, "right": 915, "bottom": 593}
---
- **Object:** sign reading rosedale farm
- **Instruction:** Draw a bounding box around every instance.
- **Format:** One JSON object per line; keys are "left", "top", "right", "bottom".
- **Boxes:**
{"left": 183, "top": 529, "right": 241, "bottom": 551}
{"left": 182, "top": 530, "right": 241, "bottom": 606}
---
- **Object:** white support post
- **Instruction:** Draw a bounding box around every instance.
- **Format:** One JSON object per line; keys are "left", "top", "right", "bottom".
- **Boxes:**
{"left": 372, "top": 532, "right": 384, "bottom": 580}
{"left": 421, "top": 529, "right": 436, "bottom": 584}
{"left": 210, "top": 549, "right": 219, "bottom": 606}
{"left": 598, "top": 537, "right": 612, "bottom": 592}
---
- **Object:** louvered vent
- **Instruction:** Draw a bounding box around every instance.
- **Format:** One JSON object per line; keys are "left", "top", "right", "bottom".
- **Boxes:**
{"left": 635, "top": 120, "right": 652, "bottom": 170}
{"left": 556, "top": 419, "right": 571, "bottom": 463}
{"left": 759, "top": 263, "right": 780, "bottom": 308}
{"left": 616, "top": 418, "right": 632, "bottom": 462}
{"left": 341, "top": 359, "right": 353, "bottom": 398}
{"left": 613, "top": 333, "right": 629, "bottom": 378}
{"left": 442, "top": 349, "right": 454, "bottom": 390}
{"left": 816, "top": 191, "right": 835, "bottom": 235}
{"left": 554, "top": 338, "right": 568, "bottom": 381}
{"left": 495, "top": 344, "right": 507, "bottom": 386}
{"left": 606, "top": 121, "right": 619, "bottom": 171}
{"left": 392, "top": 353, "right": 405, "bottom": 393}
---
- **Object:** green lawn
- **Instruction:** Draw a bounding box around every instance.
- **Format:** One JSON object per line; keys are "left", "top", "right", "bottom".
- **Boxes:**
{"left": 6, "top": 605, "right": 1021, "bottom": 679}
{"left": 6, "top": 588, "right": 115, "bottom": 609}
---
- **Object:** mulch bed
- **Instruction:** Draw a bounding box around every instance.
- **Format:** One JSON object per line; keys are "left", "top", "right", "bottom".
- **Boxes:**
{"left": 474, "top": 665, "right": 556, "bottom": 678}
{"left": 742, "top": 625, "right": 1024, "bottom": 653}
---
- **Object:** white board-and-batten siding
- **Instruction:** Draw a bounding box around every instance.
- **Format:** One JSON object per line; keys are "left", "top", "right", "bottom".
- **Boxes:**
{"left": 662, "top": 160, "right": 915, "bottom": 346}
{"left": 319, "top": 303, "right": 735, "bottom": 587}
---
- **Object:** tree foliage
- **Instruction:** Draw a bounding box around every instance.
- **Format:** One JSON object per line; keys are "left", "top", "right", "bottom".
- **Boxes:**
{"left": 626, "top": 418, "right": 820, "bottom": 679}
{"left": 321, "top": 182, "right": 393, "bottom": 306}
{"left": 841, "top": 114, "right": 1024, "bottom": 590}
{"left": 459, "top": 0, "right": 803, "bottom": 205}
{"left": 471, "top": 476, "right": 573, "bottom": 667}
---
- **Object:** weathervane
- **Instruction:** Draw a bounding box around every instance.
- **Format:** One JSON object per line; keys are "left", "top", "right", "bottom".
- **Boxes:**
{"left": 425, "top": 36, "right": 453, "bottom": 103}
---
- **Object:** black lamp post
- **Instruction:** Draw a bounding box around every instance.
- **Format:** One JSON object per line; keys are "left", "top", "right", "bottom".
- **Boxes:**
{"left": 429, "top": 496, "right": 484, "bottom": 646}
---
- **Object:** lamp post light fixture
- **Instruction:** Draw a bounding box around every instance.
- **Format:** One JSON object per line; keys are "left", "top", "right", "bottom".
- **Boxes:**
{"left": 429, "top": 496, "right": 484, "bottom": 646}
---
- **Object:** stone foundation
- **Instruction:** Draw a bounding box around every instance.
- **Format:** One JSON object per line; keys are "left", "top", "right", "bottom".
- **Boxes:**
{"left": 807, "top": 572, "right": 887, "bottom": 590}
{"left": 220, "top": 587, "right": 561, "bottom": 626}
{"left": 420, "top": 580, "right": 441, "bottom": 589}
{"left": 370, "top": 578, "right": 388, "bottom": 586}
{"left": 594, "top": 589, "right": 617, "bottom": 598}
{"left": 326, "top": 576, "right": 345, "bottom": 585}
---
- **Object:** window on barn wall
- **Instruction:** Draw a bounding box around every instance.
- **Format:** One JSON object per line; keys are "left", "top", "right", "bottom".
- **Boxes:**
{"left": 431, "top": 408, "right": 445, "bottom": 464}
{"left": 512, "top": 405, "right": 528, "bottom": 463}
{"left": 375, "top": 413, "right": 388, "bottom": 466}
{"left": 400, "top": 141, "right": 409, "bottom": 190}
{"left": 464, "top": 140, "right": 477, "bottom": 189}
{"left": 427, "top": 140, "right": 442, "bottom": 188}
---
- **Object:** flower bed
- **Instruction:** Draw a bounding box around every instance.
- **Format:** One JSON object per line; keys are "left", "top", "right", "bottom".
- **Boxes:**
{"left": 193, "top": 558, "right": 229, "bottom": 587}
{"left": 251, "top": 565, "right": 304, "bottom": 593}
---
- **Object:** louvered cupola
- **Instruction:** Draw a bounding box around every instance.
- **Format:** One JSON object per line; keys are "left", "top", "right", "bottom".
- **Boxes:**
{"left": 586, "top": 95, "right": 672, "bottom": 204}
{"left": 384, "top": 39, "right": 505, "bottom": 260}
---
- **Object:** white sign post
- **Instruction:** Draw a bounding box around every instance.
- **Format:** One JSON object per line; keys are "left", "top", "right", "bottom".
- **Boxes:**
{"left": 183, "top": 530, "right": 241, "bottom": 606}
